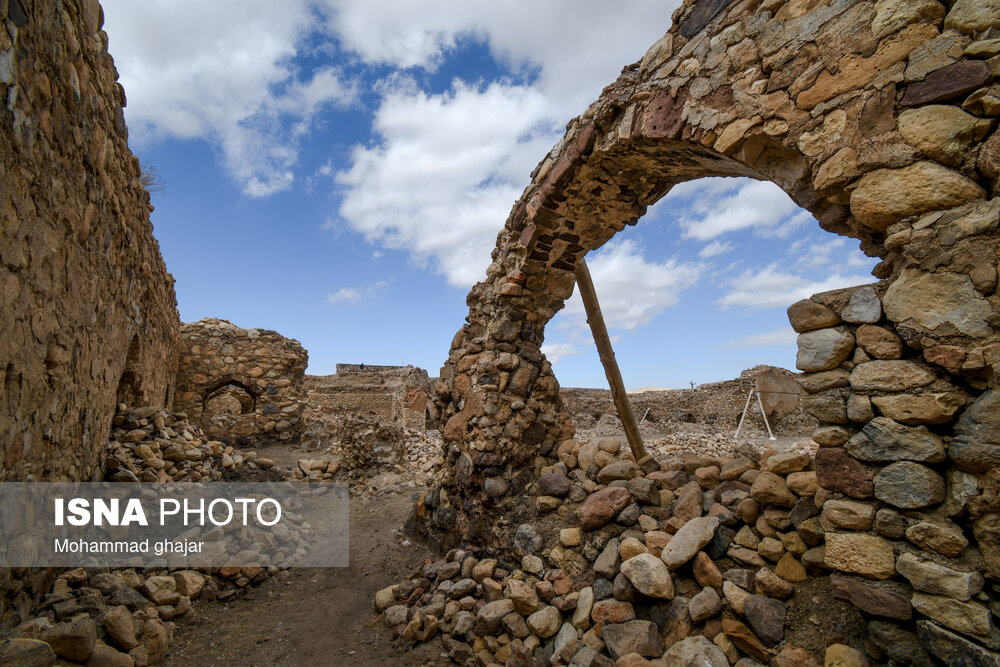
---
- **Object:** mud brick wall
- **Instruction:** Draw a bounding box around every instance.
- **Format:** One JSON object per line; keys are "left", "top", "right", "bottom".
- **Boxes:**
{"left": 421, "top": 0, "right": 1000, "bottom": 660}
{"left": 306, "top": 365, "right": 430, "bottom": 430}
{"left": 173, "top": 319, "right": 308, "bottom": 446}
{"left": 0, "top": 0, "right": 180, "bottom": 482}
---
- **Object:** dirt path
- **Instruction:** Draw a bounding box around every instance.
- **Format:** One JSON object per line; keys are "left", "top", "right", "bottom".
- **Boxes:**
{"left": 164, "top": 489, "right": 440, "bottom": 666}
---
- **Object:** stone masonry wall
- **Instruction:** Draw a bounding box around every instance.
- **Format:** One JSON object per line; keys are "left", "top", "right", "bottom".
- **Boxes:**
{"left": 173, "top": 319, "right": 308, "bottom": 446}
{"left": 789, "top": 279, "right": 1000, "bottom": 659}
{"left": 0, "top": 0, "right": 180, "bottom": 482}
{"left": 562, "top": 365, "right": 813, "bottom": 438}
{"left": 427, "top": 0, "right": 1000, "bottom": 544}
{"left": 420, "top": 0, "right": 1000, "bottom": 661}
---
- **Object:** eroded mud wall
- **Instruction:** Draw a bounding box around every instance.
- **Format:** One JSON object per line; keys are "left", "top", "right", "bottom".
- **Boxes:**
{"left": 0, "top": 0, "right": 180, "bottom": 482}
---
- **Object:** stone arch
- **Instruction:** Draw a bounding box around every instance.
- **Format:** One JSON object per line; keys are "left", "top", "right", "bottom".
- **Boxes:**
{"left": 202, "top": 379, "right": 258, "bottom": 417}
{"left": 424, "top": 0, "right": 999, "bottom": 549}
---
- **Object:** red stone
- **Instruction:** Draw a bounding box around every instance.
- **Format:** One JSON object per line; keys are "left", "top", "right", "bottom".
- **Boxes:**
{"left": 577, "top": 486, "right": 631, "bottom": 530}
{"left": 773, "top": 645, "right": 821, "bottom": 667}
{"left": 574, "top": 122, "right": 596, "bottom": 156}
{"left": 924, "top": 345, "right": 967, "bottom": 373}
{"left": 860, "top": 85, "right": 896, "bottom": 138}
{"left": 552, "top": 577, "right": 572, "bottom": 596}
{"left": 638, "top": 89, "right": 687, "bottom": 139}
{"left": 516, "top": 224, "right": 535, "bottom": 249}
{"left": 680, "top": 0, "right": 739, "bottom": 38}
{"left": 701, "top": 618, "right": 724, "bottom": 640}
{"left": 443, "top": 413, "right": 466, "bottom": 443}
{"left": 901, "top": 60, "right": 992, "bottom": 107}
{"left": 830, "top": 575, "right": 912, "bottom": 620}
{"left": 815, "top": 447, "right": 874, "bottom": 498}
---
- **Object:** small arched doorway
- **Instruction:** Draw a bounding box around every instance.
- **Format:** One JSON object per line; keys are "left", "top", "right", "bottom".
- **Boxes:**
{"left": 202, "top": 380, "right": 257, "bottom": 419}
{"left": 115, "top": 335, "right": 142, "bottom": 406}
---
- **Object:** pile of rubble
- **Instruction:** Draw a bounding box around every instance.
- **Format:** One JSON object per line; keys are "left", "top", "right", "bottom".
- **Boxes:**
{"left": 104, "top": 405, "right": 277, "bottom": 483}
{"left": 0, "top": 564, "right": 279, "bottom": 666}
{"left": 379, "top": 435, "right": 997, "bottom": 665}
{"left": 294, "top": 412, "right": 443, "bottom": 495}
{"left": 645, "top": 428, "right": 815, "bottom": 467}
{"left": 0, "top": 406, "right": 305, "bottom": 666}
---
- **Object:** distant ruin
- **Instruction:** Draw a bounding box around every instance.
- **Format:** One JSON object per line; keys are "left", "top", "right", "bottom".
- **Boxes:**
{"left": 563, "top": 366, "right": 813, "bottom": 437}
{"left": 306, "top": 365, "right": 431, "bottom": 429}
{"left": 173, "top": 319, "right": 309, "bottom": 446}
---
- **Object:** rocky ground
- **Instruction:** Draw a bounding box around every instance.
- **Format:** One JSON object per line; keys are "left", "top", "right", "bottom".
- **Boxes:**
{"left": 0, "top": 403, "right": 446, "bottom": 666}
{"left": 11, "top": 374, "right": 987, "bottom": 666}
{"left": 376, "top": 438, "right": 861, "bottom": 667}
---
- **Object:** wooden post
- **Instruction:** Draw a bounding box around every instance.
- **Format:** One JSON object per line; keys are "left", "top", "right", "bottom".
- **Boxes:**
{"left": 574, "top": 258, "right": 648, "bottom": 462}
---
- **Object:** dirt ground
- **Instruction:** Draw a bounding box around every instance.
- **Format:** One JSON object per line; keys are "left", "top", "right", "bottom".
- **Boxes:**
{"left": 164, "top": 488, "right": 440, "bottom": 666}
{"left": 162, "top": 431, "right": 823, "bottom": 666}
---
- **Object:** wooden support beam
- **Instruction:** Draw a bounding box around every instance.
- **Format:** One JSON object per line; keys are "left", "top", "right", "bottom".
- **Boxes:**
{"left": 574, "top": 257, "right": 648, "bottom": 463}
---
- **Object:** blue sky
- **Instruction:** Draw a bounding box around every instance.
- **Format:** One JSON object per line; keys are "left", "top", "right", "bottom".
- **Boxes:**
{"left": 102, "top": 1, "right": 878, "bottom": 389}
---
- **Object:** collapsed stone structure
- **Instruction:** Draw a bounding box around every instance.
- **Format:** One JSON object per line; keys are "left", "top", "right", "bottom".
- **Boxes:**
{"left": 416, "top": 0, "right": 1000, "bottom": 663}
{"left": 3, "top": 0, "right": 1000, "bottom": 662}
{"left": 173, "top": 319, "right": 308, "bottom": 446}
{"left": 562, "top": 366, "right": 813, "bottom": 438}
{"left": 307, "top": 364, "right": 430, "bottom": 429}
{"left": 0, "top": 1, "right": 306, "bottom": 633}
{"left": 428, "top": 0, "right": 999, "bottom": 549}
{"left": 0, "top": 0, "right": 180, "bottom": 482}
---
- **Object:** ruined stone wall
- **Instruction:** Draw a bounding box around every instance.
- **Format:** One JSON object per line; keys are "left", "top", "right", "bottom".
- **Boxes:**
{"left": 562, "top": 366, "right": 813, "bottom": 437}
{"left": 0, "top": 0, "right": 180, "bottom": 482}
{"left": 428, "top": 0, "right": 999, "bottom": 540}
{"left": 789, "top": 279, "right": 1000, "bottom": 657}
{"left": 335, "top": 363, "right": 417, "bottom": 374}
{"left": 305, "top": 366, "right": 430, "bottom": 430}
{"left": 419, "top": 0, "right": 1000, "bottom": 660}
{"left": 173, "top": 319, "right": 308, "bottom": 446}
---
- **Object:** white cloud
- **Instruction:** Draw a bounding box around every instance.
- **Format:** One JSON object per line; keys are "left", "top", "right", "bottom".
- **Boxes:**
{"left": 326, "top": 280, "right": 389, "bottom": 305}
{"left": 336, "top": 80, "right": 556, "bottom": 286}
{"left": 540, "top": 342, "right": 582, "bottom": 364}
{"left": 847, "top": 252, "right": 875, "bottom": 268}
{"left": 103, "top": 0, "right": 357, "bottom": 197}
{"left": 324, "top": 1, "right": 673, "bottom": 117}
{"left": 327, "top": 288, "right": 364, "bottom": 304}
{"left": 543, "top": 238, "right": 702, "bottom": 368}
{"left": 103, "top": 0, "right": 677, "bottom": 280}
{"left": 663, "top": 178, "right": 811, "bottom": 241}
{"left": 561, "top": 238, "right": 704, "bottom": 331}
{"left": 788, "top": 236, "right": 851, "bottom": 269}
{"left": 722, "top": 328, "right": 798, "bottom": 348}
{"left": 719, "top": 264, "right": 875, "bottom": 310}
{"left": 699, "top": 240, "right": 734, "bottom": 258}
{"left": 329, "top": 1, "right": 675, "bottom": 286}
